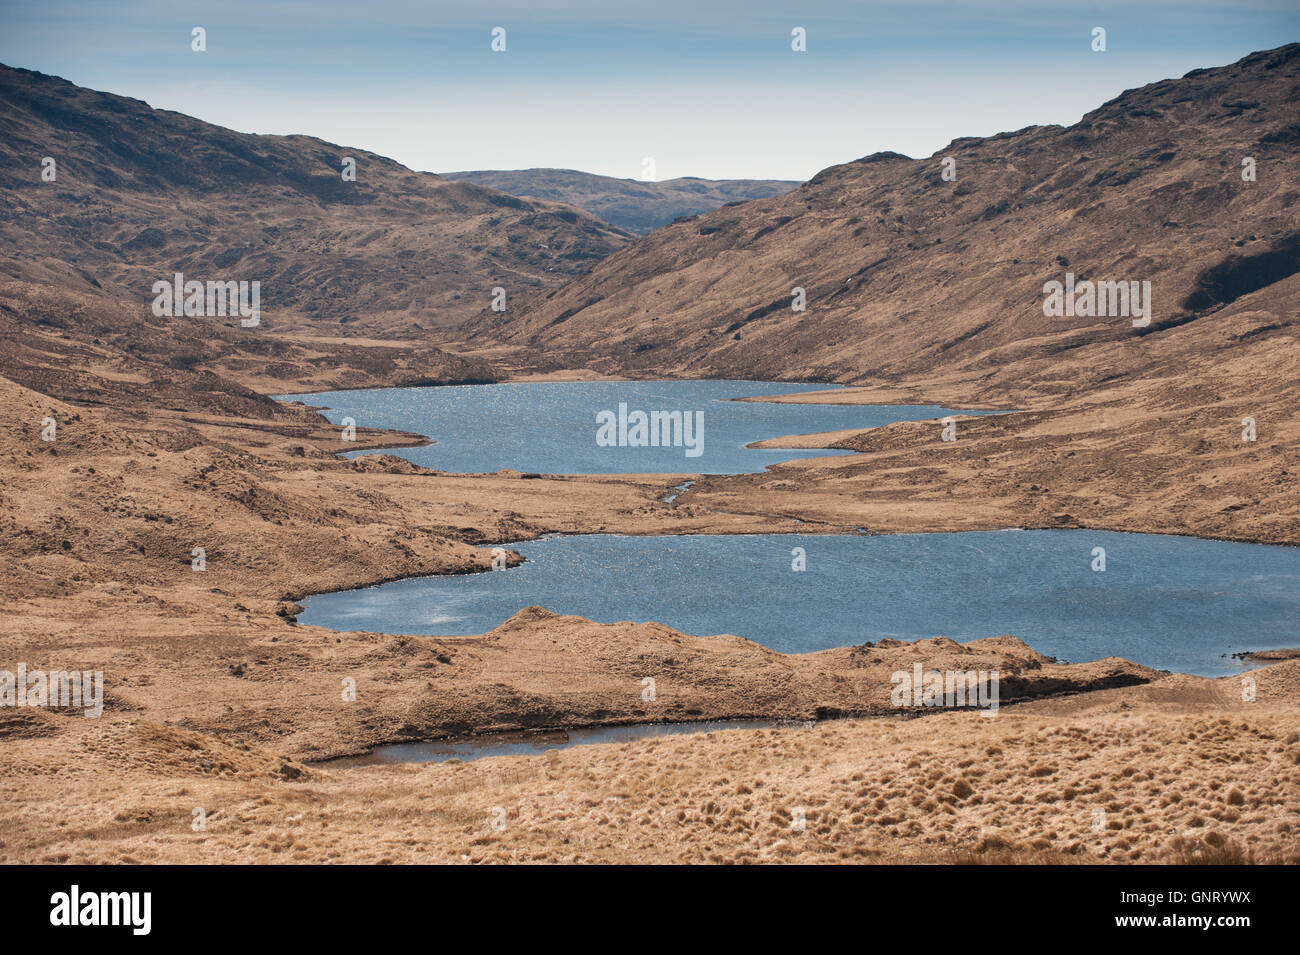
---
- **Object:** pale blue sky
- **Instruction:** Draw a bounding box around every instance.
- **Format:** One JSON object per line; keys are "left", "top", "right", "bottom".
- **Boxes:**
{"left": 0, "top": 0, "right": 1295, "bottom": 180}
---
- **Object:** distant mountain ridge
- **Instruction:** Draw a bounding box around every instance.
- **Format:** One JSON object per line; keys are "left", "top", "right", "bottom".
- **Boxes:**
{"left": 440, "top": 168, "right": 801, "bottom": 235}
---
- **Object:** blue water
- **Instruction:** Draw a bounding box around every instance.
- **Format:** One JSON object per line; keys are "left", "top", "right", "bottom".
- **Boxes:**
{"left": 299, "top": 530, "right": 1300, "bottom": 677}
{"left": 277, "top": 380, "right": 999, "bottom": 475}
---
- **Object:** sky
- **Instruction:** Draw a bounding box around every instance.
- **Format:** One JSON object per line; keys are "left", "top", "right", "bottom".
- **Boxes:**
{"left": 0, "top": 1, "right": 1296, "bottom": 182}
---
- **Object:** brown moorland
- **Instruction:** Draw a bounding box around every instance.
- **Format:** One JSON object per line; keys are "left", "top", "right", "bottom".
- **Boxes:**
{"left": 1, "top": 47, "right": 1298, "bottom": 864}
{"left": 0, "top": 63, "right": 630, "bottom": 342}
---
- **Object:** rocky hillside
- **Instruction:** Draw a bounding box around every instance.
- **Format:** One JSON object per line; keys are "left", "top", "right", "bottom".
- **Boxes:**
{"left": 477, "top": 45, "right": 1300, "bottom": 395}
{"left": 441, "top": 167, "right": 801, "bottom": 234}
{"left": 0, "top": 279, "right": 494, "bottom": 399}
{"left": 0, "top": 64, "right": 630, "bottom": 339}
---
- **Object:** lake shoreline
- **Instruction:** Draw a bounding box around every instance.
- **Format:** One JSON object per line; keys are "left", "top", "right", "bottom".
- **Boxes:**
{"left": 298, "top": 530, "right": 1300, "bottom": 679}
{"left": 5, "top": 375, "right": 1297, "bottom": 864}
{"left": 284, "top": 606, "right": 1164, "bottom": 762}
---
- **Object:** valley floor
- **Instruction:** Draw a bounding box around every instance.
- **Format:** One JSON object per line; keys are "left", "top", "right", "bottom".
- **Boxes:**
{"left": 1, "top": 279, "right": 1297, "bottom": 864}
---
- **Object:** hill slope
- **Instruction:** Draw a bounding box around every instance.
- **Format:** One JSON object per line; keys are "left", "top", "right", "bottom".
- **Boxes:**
{"left": 0, "top": 64, "right": 630, "bottom": 339}
{"left": 441, "top": 168, "right": 800, "bottom": 235}
{"left": 477, "top": 45, "right": 1300, "bottom": 396}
